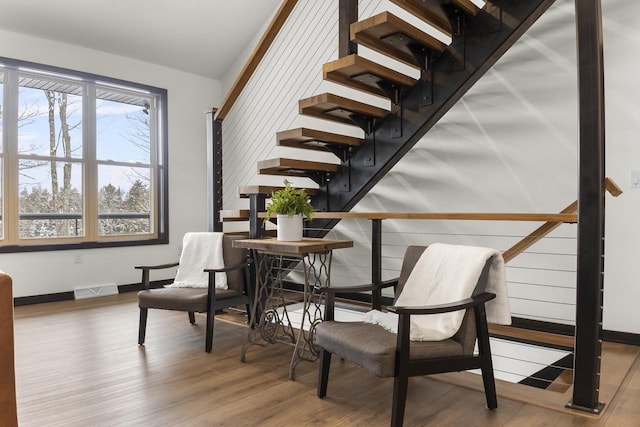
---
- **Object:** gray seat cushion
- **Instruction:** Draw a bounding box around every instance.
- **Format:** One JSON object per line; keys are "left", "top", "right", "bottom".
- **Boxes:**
{"left": 138, "top": 287, "right": 241, "bottom": 312}
{"left": 315, "top": 245, "right": 483, "bottom": 378}
{"left": 316, "top": 321, "right": 465, "bottom": 378}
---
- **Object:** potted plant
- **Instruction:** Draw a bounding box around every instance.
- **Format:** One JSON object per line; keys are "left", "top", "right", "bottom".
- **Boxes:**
{"left": 264, "top": 180, "right": 315, "bottom": 241}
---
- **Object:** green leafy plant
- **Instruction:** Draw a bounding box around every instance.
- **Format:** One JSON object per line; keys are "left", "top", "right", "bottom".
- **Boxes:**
{"left": 264, "top": 180, "right": 315, "bottom": 223}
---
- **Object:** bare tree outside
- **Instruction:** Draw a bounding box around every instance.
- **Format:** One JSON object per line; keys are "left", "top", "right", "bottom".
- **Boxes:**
{"left": 96, "top": 96, "right": 152, "bottom": 235}
{"left": 18, "top": 85, "right": 153, "bottom": 238}
{"left": 16, "top": 98, "right": 46, "bottom": 179}
{"left": 45, "top": 90, "right": 59, "bottom": 208}
{"left": 122, "top": 108, "right": 151, "bottom": 186}
{"left": 19, "top": 87, "right": 83, "bottom": 238}
{"left": 124, "top": 108, "right": 150, "bottom": 157}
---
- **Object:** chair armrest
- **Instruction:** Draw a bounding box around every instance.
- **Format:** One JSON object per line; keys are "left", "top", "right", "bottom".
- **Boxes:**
{"left": 318, "top": 279, "right": 397, "bottom": 295}
{"left": 205, "top": 261, "right": 250, "bottom": 297}
{"left": 204, "top": 260, "right": 249, "bottom": 273}
{"left": 387, "top": 292, "right": 496, "bottom": 315}
{"left": 320, "top": 280, "right": 398, "bottom": 321}
{"left": 135, "top": 262, "right": 179, "bottom": 270}
{"left": 136, "top": 262, "right": 180, "bottom": 290}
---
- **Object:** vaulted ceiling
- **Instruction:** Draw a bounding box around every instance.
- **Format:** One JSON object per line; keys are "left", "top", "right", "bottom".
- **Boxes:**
{"left": 0, "top": 0, "right": 282, "bottom": 79}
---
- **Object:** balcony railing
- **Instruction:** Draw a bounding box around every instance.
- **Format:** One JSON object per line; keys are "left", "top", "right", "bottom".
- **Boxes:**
{"left": 8, "top": 212, "right": 151, "bottom": 237}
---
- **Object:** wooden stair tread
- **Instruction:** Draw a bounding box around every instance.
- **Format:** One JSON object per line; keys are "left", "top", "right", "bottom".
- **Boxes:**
{"left": 452, "top": 0, "right": 481, "bottom": 16}
{"left": 238, "top": 185, "right": 318, "bottom": 198}
{"left": 258, "top": 158, "right": 340, "bottom": 178}
{"left": 351, "top": 11, "right": 448, "bottom": 69}
{"left": 299, "top": 93, "right": 389, "bottom": 127}
{"left": 323, "top": 54, "right": 417, "bottom": 99}
{"left": 389, "top": 0, "right": 452, "bottom": 35}
{"left": 220, "top": 209, "right": 249, "bottom": 222}
{"left": 390, "top": 1, "right": 481, "bottom": 35}
{"left": 276, "top": 128, "right": 363, "bottom": 152}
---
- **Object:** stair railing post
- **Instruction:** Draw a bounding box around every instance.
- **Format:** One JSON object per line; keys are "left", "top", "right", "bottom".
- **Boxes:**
{"left": 249, "top": 194, "right": 266, "bottom": 239}
{"left": 566, "top": 0, "right": 606, "bottom": 415}
{"left": 248, "top": 193, "right": 266, "bottom": 331}
{"left": 207, "top": 111, "right": 223, "bottom": 232}
{"left": 339, "top": 0, "right": 358, "bottom": 57}
{"left": 371, "top": 218, "right": 382, "bottom": 310}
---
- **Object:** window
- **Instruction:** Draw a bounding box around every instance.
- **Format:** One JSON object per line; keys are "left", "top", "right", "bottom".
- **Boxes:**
{"left": 0, "top": 57, "right": 168, "bottom": 251}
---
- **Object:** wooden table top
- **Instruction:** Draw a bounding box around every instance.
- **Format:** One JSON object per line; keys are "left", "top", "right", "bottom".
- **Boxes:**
{"left": 232, "top": 237, "right": 353, "bottom": 255}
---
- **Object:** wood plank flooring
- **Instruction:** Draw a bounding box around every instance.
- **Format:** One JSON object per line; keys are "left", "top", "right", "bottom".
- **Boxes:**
{"left": 11, "top": 292, "right": 640, "bottom": 426}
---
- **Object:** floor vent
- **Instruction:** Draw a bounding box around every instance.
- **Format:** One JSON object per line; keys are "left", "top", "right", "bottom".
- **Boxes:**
{"left": 74, "top": 283, "right": 119, "bottom": 300}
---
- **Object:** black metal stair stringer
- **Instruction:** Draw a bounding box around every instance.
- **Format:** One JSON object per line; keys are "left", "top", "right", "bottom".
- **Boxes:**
{"left": 306, "top": 0, "right": 557, "bottom": 237}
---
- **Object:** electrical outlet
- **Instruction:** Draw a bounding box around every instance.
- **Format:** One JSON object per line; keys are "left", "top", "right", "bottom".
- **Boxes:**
{"left": 631, "top": 170, "right": 640, "bottom": 189}
{"left": 73, "top": 252, "right": 83, "bottom": 263}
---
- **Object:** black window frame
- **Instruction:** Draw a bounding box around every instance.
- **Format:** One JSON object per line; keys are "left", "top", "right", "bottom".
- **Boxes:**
{"left": 0, "top": 56, "right": 169, "bottom": 253}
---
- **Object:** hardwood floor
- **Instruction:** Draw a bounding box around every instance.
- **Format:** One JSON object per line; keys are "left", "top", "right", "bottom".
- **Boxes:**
{"left": 11, "top": 292, "right": 640, "bottom": 426}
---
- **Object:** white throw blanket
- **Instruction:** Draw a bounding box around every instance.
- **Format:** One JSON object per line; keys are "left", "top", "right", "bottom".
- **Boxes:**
{"left": 166, "top": 232, "right": 228, "bottom": 290}
{"left": 363, "top": 243, "right": 511, "bottom": 341}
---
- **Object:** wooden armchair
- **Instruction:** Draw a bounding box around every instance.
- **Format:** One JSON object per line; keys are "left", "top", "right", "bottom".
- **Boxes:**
{"left": 315, "top": 245, "right": 500, "bottom": 427}
{"left": 137, "top": 233, "right": 250, "bottom": 352}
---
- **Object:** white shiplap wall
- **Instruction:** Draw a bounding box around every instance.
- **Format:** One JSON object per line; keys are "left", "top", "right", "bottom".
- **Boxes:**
{"left": 221, "top": 0, "right": 638, "bottom": 331}
{"left": 223, "top": 1, "right": 342, "bottom": 197}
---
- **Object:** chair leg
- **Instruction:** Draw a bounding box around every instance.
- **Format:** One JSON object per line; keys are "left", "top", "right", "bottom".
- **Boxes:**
{"left": 138, "top": 308, "right": 148, "bottom": 345}
{"left": 317, "top": 349, "right": 332, "bottom": 398}
{"left": 188, "top": 311, "right": 196, "bottom": 324}
{"left": 475, "top": 306, "right": 497, "bottom": 410}
{"left": 391, "top": 375, "right": 409, "bottom": 427}
{"left": 481, "top": 361, "right": 498, "bottom": 410}
{"left": 205, "top": 310, "right": 214, "bottom": 353}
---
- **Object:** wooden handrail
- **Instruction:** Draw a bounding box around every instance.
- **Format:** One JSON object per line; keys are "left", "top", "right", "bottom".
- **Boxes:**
{"left": 215, "top": 0, "right": 298, "bottom": 121}
{"left": 605, "top": 177, "right": 623, "bottom": 196}
{"left": 502, "top": 177, "right": 622, "bottom": 262}
{"left": 502, "top": 201, "right": 577, "bottom": 263}
{"left": 256, "top": 179, "right": 622, "bottom": 224}
{"left": 254, "top": 179, "right": 622, "bottom": 265}
{"left": 257, "top": 178, "right": 625, "bottom": 263}
{"left": 259, "top": 211, "right": 578, "bottom": 222}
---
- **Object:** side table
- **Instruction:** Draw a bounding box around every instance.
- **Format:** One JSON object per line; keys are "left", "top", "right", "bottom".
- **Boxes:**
{"left": 232, "top": 237, "right": 353, "bottom": 379}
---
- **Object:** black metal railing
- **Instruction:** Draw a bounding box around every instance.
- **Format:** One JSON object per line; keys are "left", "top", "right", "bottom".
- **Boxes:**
{"left": 7, "top": 212, "right": 151, "bottom": 237}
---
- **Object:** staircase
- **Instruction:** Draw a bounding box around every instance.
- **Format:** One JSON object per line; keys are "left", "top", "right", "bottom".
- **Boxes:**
{"left": 228, "top": 0, "right": 556, "bottom": 235}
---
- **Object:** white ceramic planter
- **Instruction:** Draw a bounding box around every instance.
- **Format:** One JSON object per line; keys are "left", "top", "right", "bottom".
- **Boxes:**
{"left": 276, "top": 214, "right": 303, "bottom": 241}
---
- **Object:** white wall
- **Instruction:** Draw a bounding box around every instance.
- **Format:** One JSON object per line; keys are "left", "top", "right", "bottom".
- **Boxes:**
{"left": 0, "top": 29, "right": 221, "bottom": 298}
{"left": 220, "top": 0, "right": 640, "bottom": 333}
{"left": 599, "top": 0, "right": 640, "bottom": 334}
